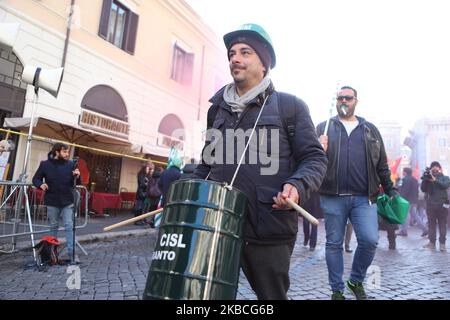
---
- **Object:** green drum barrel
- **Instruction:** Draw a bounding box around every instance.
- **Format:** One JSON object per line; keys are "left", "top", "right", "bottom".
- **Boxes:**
{"left": 143, "top": 179, "right": 248, "bottom": 300}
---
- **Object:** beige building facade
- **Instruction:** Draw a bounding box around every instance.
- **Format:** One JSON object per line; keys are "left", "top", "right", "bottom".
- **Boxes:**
{"left": 421, "top": 118, "right": 450, "bottom": 174}
{"left": 0, "top": 0, "right": 229, "bottom": 193}
{"left": 375, "top": 120, "right": 403, "bottom": 161}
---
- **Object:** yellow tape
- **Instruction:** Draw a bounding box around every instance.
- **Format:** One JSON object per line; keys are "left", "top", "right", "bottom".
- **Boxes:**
{"left": 0, "top": 128, "right": 168, "bottom": 166}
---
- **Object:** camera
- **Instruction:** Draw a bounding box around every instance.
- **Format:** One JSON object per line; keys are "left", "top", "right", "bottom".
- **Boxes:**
{"left": 72, "top": 156, "right": 79, "bottom": 169}
{"left": 421, "top": 167, "right": 433, "bottom": 180}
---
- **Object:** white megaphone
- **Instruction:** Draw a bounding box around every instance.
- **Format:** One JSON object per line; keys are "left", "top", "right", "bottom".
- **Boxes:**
{"left": 0, "top": 23, "right": 20, "bottom": 52}
{"left": 21, "top": 65, "right": 64, "bottom": 98}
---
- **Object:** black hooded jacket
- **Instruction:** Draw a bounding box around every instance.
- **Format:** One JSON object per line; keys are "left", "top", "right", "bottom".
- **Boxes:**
{"left": 32, "top": 153, "right": 78, "bottom": 208}
{"left": 194, "top": 86, "right": 327, "bottom": 245}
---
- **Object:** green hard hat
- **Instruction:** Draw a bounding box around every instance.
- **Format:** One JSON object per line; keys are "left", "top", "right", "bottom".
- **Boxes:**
{"left": 223, "top": 23, "right": 276, "bottom": 68}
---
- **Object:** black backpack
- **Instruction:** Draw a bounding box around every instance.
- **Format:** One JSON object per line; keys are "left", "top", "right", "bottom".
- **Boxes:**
{"left": 147, "top": 178, "right": 162, "bottom": 198}
{"left": 34, "top": 236, "right": 60, "bottom": 267}
{"left": 206, "top": 91, "right": 298, "bottom": 147}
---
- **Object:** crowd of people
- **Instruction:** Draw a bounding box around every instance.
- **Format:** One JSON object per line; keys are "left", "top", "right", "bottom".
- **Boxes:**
{"left": 131, "top": 158, "right": 198, "bottom": 227}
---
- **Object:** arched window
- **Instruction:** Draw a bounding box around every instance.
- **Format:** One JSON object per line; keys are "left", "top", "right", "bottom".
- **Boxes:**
{"left": 0, "top": 49, "right": 27, "bottom": 90}
{"left": 157, "top": 114, "right": 185, "bottom": 150}
{"left": 158, "top": 114, "right": 184, "bottom": 137}
{"left": 81, "top": 85, "right": 128, "bottom": 121}
{"left": 0, "top": 48, "right": 26, "bottom": 117}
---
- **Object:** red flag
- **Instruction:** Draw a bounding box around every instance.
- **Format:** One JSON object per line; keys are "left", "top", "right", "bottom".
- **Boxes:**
{"left": 389, "top": 157, "right": 402, "bottom": 183}
{"left": 412, "top": 162, "right": 420, "bottom": 180}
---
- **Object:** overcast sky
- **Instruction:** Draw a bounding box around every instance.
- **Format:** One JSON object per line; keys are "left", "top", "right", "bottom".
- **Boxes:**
{"left": 186, "top": 0, "right": 450, "bottom": 135}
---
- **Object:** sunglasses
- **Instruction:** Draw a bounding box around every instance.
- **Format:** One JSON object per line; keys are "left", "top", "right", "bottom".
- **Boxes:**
{"left": 337, "top": 95, "right": 355, "bottom": 102}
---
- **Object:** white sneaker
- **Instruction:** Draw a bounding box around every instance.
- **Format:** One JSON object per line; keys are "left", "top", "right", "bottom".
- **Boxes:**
{"left": 439, "top": 243, "right": 446, "bottom": 252}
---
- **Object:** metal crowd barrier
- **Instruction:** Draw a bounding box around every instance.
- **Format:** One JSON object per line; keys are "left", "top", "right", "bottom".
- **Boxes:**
{"left": 0, "top": 180, "right": 89, "bottom": 254}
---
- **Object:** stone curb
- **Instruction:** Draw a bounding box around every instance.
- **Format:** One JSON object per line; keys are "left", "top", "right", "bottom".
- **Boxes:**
{"left": 0, "top": 228, "right": 159, "bottom": 253}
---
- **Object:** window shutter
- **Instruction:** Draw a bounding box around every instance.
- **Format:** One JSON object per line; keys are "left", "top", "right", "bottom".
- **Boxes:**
{"left": 183, "top": 53, "right": 194, "bottom": 86}
{"left": 98, "top": 0, "right": 113, "bottom": 39}
{"left": 123, "top": 11, "right": 139, "bottom": 54}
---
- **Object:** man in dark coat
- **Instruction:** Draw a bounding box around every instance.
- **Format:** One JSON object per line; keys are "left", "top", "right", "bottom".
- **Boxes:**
{"left": 32, "top": 143, "right": 80, "bottom": 262}
{"left": 421, "top": 161, "right": 450, "bottom": 252}
{"left": 193, "top": 24, "right": 327, "bottom": 300}
{"left": 398, "top": 167, "right": 426, "bottom": 236}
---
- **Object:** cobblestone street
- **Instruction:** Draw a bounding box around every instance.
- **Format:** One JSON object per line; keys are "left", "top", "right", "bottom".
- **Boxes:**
{"left": 0, "top": 223, "right": 448, "bottom": 300}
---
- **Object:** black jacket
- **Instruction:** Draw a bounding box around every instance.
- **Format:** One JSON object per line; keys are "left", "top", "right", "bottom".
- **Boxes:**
{"left": 420, "top": 173, "right": 450, "bottom": 205}
{"left": 135, "top": 172, "right": 149, "bottom": 200}
{"left": 400, "top": 175, "right": 419, "bottom": 204}
{"left": 32, "top": 153, "right": 78, "bottom": 208}
{"left": 316, "top": 116, "right": 397, "bottom": 202}
{"left": 146, "top": 170, "right": 162, "bottom": 198}
{"left": 194, "top": 87, "right": 328, "bottom": 245}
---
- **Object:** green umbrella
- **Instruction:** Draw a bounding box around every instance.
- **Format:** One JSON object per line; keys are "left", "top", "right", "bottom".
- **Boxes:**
{"left": 377, "top": 194, "right": 410, "bottom": 224}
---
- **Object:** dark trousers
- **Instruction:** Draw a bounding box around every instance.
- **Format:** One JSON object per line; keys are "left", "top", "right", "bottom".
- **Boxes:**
{"left": 240, "top": 241, "right": 295, "bottom": 300}
{"left": 378, "top": 217, "right": 397, "bottom": 247}
{"left": 303, "top": 219, "right": 317, "bottom": 248}
{"left": 385, "top": 224, "right": 397, "bottom": 246}
{"left": 133, "top": 199, "right": 144, "bottom": 217}
{"left": 426, "top": 203, "right": 448, "bottom": 244}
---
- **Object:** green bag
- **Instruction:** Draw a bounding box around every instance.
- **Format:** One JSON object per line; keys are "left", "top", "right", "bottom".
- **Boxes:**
{"left": 377, "top": 194, "right": 410, "bottom": 224}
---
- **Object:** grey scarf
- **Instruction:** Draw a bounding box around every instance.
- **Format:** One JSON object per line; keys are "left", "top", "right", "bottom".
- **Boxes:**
{"left": 223, "top": 76, "right": 271, "bottom": 115}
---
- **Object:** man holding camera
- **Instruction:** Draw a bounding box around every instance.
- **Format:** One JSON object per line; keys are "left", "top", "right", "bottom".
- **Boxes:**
{"left": 420, "top": 161, "right": 450, "bottom": 252}
{"left": 32, "top": 143, "right": 80, "bottom": 262}
{"left": 398, "top": 167, "right": 428, "bottom": 237}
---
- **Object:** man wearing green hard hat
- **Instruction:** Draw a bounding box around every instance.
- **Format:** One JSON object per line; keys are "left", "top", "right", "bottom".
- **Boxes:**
{"left": 223, "top": 23, "right": 276, "bottom": 73}
{"left": 194, "top": 23, "right": 327, "bottom": 299}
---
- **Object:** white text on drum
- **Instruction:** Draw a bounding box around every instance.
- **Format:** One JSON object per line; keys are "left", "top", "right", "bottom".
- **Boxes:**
{"left": 152, "top": 233, "right": 187, "bottom": 261}
{"left": 160, "top": 233, "right": 186, "bottom": 248}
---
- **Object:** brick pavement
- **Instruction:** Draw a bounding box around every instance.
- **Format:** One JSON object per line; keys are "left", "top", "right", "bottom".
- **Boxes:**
{"left": 0, "top": 221, "right": 448, "bottom": 300}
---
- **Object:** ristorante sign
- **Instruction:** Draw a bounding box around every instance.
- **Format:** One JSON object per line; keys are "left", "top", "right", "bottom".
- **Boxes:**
{"left": 79, "top": 109, "right": 129, "bottom": 139}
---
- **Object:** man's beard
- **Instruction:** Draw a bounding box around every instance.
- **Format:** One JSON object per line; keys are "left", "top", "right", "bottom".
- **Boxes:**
{"left": 338, "top": 105, "right": 354, "bottom": 118}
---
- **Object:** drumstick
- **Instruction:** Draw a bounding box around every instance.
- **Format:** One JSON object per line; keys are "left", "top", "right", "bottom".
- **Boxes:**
{"left": 103, "top": 208, "right": 163, "bottom": 232}
{"left": 285, "top": 198, "right": 319, "bottom": 226}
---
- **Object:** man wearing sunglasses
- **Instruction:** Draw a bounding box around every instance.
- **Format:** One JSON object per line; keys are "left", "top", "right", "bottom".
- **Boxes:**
{"left": 316, "top": 86, "right": 397, "bottom": 300}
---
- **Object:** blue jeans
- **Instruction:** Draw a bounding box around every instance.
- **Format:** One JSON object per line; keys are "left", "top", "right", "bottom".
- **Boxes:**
{"left": 400, "top": 204, "right": 428, "bottom": 233}
{"left": 47, "top": 205, "right": 74, "bottom": 254}
{"left": 320, "top": 195, "right": 379, "bottom": 292}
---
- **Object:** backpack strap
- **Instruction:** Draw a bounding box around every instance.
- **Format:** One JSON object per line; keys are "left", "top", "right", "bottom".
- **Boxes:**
{"left": 277, "top": 92, "right": 298, "bottom": 148}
